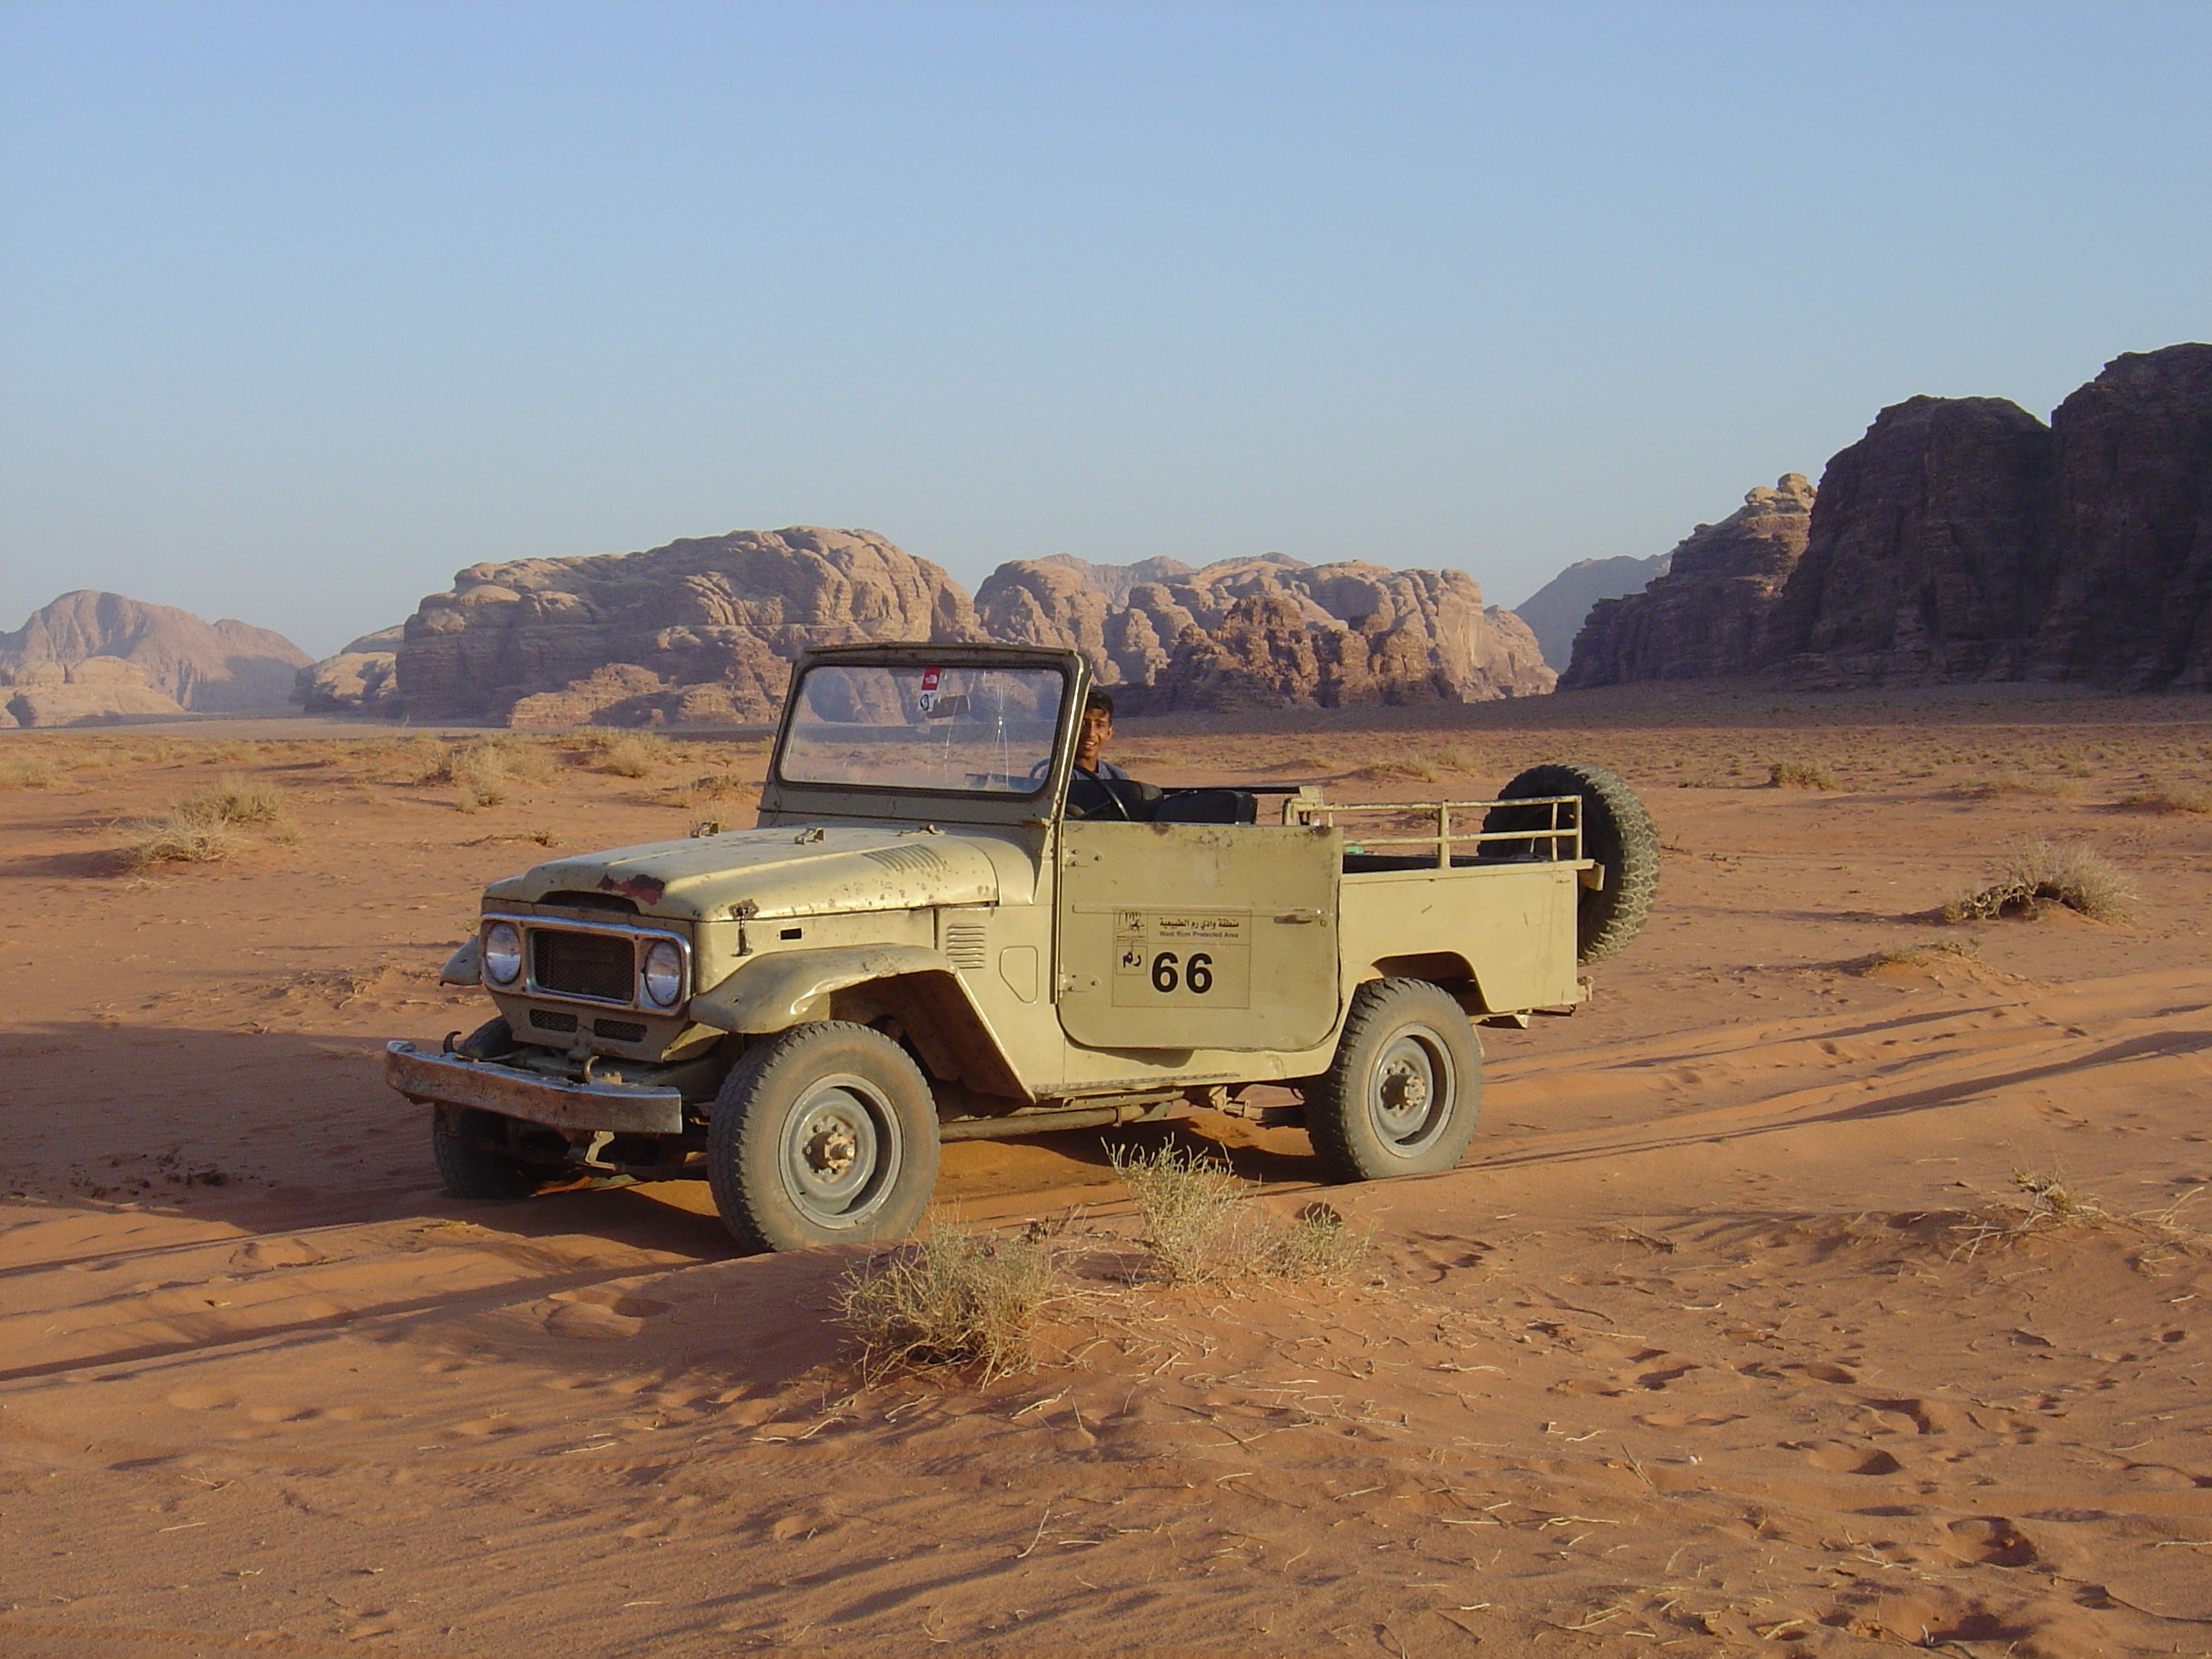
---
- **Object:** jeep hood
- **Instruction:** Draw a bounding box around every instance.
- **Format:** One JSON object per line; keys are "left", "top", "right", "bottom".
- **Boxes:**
{"left": 485, "top": 827, "right": 1001, "bottom": 922}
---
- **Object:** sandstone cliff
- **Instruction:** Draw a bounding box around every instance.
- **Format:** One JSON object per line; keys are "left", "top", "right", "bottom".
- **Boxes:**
{"left": 1761, "top": 399, "right": 2056, "bottom": 684}
{"left": 1561, "top": 476, "right": 1815, "bottom": 688}
{"left": 0, "top": 590, "right": 308, "bottom": 713}
{"left": 1510, "top": 553, "right": 1671, "bottom": 671}
{"left": 294, "top": 626, "right": 402, "bottom": 714}
{"left": 977, "top": 552, "right": 1553, "bottom": 709}
{"left": 1, "top": 657, "right": 185, "bottom": 727}
{"left": 1559, "top": 343, "right": 2212, "bottom": 695}
{"left": 2030, "top": 345, "right": 2212, "bottom": 691}
{"left": 395, "top": 527, "right": 980, "bottom": 725}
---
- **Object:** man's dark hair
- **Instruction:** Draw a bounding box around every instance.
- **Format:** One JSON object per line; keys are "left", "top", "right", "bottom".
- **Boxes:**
{"left": 1084, "top": 687, "right": 1115, "bottom": 718}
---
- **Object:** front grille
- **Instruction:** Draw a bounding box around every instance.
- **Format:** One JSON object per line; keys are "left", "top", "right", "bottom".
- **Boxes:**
{"left": 533, "top": 929, "right": 635, "bottom": 1003}
{"left": 593, "top": 1018, "right": 647, "bottom": 1043}
{"left": 528, "top": 1008, "right": 579, "bottom": 1033}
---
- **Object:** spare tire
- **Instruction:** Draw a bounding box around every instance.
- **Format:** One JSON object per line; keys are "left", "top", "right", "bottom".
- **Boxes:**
{"left": 1481, "top": 762, "right": 1658, "bottom": 963}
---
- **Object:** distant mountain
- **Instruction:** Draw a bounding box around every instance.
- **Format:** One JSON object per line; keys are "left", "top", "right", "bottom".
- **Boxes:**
{"left": 1509, "top": 553, "right": 1671, "bottom": 671}
{"left": 0, "top": 590, "right": 311, "bottom": 714}
{"left": 1562, "top": 343, "right": 2212, "bottom": 693}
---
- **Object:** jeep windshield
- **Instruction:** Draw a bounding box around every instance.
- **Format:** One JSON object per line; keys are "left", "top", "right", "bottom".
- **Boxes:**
{"left": 775, "top": 662, "right": 1068, "bottom": 795}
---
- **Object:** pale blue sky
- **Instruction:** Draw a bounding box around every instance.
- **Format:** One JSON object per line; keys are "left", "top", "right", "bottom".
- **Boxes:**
{"left": 3, "top": 0, "right": 2206, "bottom": 657}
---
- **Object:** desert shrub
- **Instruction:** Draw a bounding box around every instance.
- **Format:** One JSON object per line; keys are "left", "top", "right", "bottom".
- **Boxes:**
{"left": 2116, "top": 783, "right": 2212, "bottom": 815}
{"left": 1110, "top": 1143, "right": 1373, "bottom": 1285}
{"left": 1855, "top": 937, "right": 1981, "bottom": 975}
{"left": 836, "top": 1223, "right": 1057, "bottom": 1382}
{"left": 1955, "top": 771, "right": 2086, "bottom": 800}
{"left": 1767, "top": 760, "right": 1837, "bottom": 790}
{"left": 1952, "top": 1170, "right": 2110, "bottom": 1260}
{"left": 1945, "top": 837, "right": 2136, "bottom": 924}
{"left": 122, "top": 810, "right": 242, "bottom": 869}
{"left": 422, "top": 737, "right": 558, "bottom": 807}
{"left": 188, "top": 772, "right": 289, "bottom": 825}
{"left": 597, "top": 734, "right": 672, "bottom": 777}
{"left": 0, "top": 754, "right": 63, "bottom": 789}
{"left": 690, "top": 771, "right": 748, "bottom": 800}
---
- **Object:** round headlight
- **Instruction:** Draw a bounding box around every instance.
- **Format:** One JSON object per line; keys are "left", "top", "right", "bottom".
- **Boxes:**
{"left": 641, "top": 939, "right": 685, "bottom": 1008}
{"left": 482, "top": 921, "right": 522, "bottom": 986}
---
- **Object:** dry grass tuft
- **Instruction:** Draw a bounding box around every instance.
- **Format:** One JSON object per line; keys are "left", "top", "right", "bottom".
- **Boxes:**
{"left": 836, "top": 1222, "right": 1057, "bottom": 1382}
{"left": 1767, "top": 760, "right": 1837, "bottom": 790}
{"left": 2116, "top": 783, "right": 2212, "bottom": 815}
{"left": 0, "top": 753, "right": 65, "bottom": 789}
{"left": 1110, "top": 1143, "right": 1373, "bottom": 1284}
{"left": 1856, "top": 937, "right": 1982, "bottom": 975}
{"left": 1955, "top": 770, "right": 2087, "bottom": 800}
{"left": 120, "top": 773, "right": 297, "bottom": 868}
{"left": 1945, "top": 837, "right": 2137, "bottom": 924}
{"left": 597, "top": 734, "right": 672, "bottom": 778}
{"left": 422, "top": 738, "right": 557, "bottom": 808}
{"left": 1952, "top": 1170, "right": 2113, "bottom": 1260}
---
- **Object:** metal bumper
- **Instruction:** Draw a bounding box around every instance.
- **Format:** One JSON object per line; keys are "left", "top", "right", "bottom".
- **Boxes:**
{"left": 384, "top": 1041, "right": 685, "bottom": 1135}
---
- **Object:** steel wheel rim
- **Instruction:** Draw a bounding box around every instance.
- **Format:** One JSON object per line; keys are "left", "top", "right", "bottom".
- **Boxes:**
{"left": 780, "top": 1074, "right": 900, "bottom": 1225}
{"left": 1366, "top": 1027, "right": 1453, "bottom": 1155}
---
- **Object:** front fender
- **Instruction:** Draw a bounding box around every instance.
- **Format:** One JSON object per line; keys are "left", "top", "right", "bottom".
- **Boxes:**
{"left": 689, "top": 944, "right": 952, "bottom": 1033}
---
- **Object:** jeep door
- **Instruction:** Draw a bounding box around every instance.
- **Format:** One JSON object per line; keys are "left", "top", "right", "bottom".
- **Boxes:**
{"left": 1053, "top": 821, "right": 1342, "bottom": 1051}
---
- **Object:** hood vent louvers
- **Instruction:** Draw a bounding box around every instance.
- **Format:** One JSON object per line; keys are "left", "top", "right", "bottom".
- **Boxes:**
{"left": 865, "top": 845, "right": 952, "bottom": 878}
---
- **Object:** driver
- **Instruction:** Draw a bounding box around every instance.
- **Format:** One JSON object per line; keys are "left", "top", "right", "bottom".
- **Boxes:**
{"left": 1073, "top": 688, "right": 1130, "bottom": 785}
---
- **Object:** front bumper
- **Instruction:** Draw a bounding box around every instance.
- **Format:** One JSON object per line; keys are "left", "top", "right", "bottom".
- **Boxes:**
{"left": 385, "top": 1041, "right": 685, "bottom": 1135}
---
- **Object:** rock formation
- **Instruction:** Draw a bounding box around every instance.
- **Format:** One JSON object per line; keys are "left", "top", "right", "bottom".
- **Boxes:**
{"left": 1, "top": 657, "right": 185, "bottom": 727}
{"left": 1561, "top": 476, "right": 1815, "bottom": 688}
{"left": 1558, "top": 342, "right": 2212, "bottom": 695}
{"left": 394, "top": 527, "right": 980, "bottom": 725}
{"left": 381, "top": 530, "right": 1551, "bottom": 725}
{"left": 2030, "top": 345, "right": 2212, "bottom": 691}
{"left": 0, "top": 590, "right": 309, "bottom": 713}
{"left": 1509, "top": 553, "right": 1671, "bottom": 671}
{"left": 294, "top": 626, "right": 402, "bottom": 713}
{"left": 1761, "top": 399, "right": 2056, "bottom": 684}
{"left": 975, "top": 552, "right": 1552, "bottom": 709}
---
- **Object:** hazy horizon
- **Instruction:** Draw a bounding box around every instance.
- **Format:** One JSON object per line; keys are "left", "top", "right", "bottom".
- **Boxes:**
{"left": 4, "top": 1, "right": 2207, "bottom": 659}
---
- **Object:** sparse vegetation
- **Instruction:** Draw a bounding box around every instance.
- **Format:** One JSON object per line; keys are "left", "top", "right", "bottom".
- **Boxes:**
{"left": 2116, "top": 783, "right": 2212, "bottom": 815}
{"left": 835, "top": 1222, "right": 1057, "bottom": 1382}
{"left": 0, "top": 753, "right": 65, "bottom": 789}
{"left": 1767, "top": 760, "right": 1837, "bottom": 790}
{"left": 1856, "top": 937, "right": 1982, "bottom": 975}
{"left": 596, "top": 733, "right": 672, "bottom": 777}
{"left": 1945, "top": 837, "right": 2137, "bottom": 924}
{"left": 119, "top": 773, "right": 297, "bottom": 868}
{"left": 422, "top": 737, "right": 558, "bottom": 809}
{"left": 1953, "top": 1170, "right": 2113, "bottom": 1260}
{"left": 1954, "top": 770, "right": 2086, "bottom": 800}
{"left": 1110, "top": 1142, "right": 1373, "bottom": 1284}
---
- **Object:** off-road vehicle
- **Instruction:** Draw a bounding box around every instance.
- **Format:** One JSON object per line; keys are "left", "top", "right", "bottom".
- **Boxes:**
{"left": 387, "top": 643, "right": 1656, "bottom": 1252}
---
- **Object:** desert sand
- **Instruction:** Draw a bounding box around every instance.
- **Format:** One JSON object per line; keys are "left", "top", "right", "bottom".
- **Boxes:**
{"left": 2, "top": 685, "right": 2209, "bottom": 1657}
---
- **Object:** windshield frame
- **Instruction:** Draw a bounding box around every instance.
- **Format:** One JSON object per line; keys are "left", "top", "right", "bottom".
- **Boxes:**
{"left": 764, "top": 643, "right": 1086, "bottom": 816}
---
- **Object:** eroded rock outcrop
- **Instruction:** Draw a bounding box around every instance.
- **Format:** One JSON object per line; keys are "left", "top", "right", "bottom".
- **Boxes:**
{"left": 394, "top": 527, "right": 981, "bottom": 724}
{"left": 2031, "top": 345, "right": 2212, "bottom": 691}
{"left": 1559, "top": 344, "right": 2212, "bottom": 694}
{"left": 294, "top": 626, "right": 402, "bottom": 713}
{"left": 1761, "top": 399, "right": 2056, "bottom": 684}
{"left": 390, "top": 531, "right": 1551, "bottom": 725}
{"left": 0, "top": 590, "right": 308, "bottom": 712}
{"left": 1561, "top": 476, "right": 1815, "bottom": 688}
{"left": 1, "top": 657, "right": 186, "bottom": 727}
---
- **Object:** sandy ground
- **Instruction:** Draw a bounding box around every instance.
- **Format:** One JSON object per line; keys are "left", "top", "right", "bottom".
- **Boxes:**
{"left": 2, "top": 687, "right": 2210, "bottom": 1658}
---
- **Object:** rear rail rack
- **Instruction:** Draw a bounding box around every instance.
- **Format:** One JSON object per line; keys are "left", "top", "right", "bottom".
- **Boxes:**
{"left": 1290, "top": 795, "right": 1584, "bottom": 867}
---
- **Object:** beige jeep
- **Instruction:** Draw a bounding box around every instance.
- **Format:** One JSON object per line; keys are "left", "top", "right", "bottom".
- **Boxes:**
{"left": 387, "top": 643, "right": 1656, "bottom": 1252}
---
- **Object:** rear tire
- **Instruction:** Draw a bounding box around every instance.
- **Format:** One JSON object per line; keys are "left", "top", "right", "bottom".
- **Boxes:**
{"left": 1306, "top": 979, "right": 1482, "bottom": 1182}
{"left": 1483, "top": 761, "right": 1658, "bottom": 963}
{"left": 706, "top": 1022, "right": 941, "bottom": 1254}
{"left": 431, "top": 1105, "right": 565, "bottom": 1200}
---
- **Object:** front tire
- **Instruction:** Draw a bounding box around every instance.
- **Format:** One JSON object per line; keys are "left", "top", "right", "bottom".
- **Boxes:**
{"left": 1306, "top": 979, "right": 1482, "bottom": 1182}
{"left": 431, "top": 1105, "right": 566, "bottom": 1200}
{"left": 706, "top": 1022, "right": 941, "bottom": 1254}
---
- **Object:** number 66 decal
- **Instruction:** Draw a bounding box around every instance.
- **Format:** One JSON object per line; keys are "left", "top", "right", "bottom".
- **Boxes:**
{"left": 1148, "top": 951, "right": 1214, "bottom": 993}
